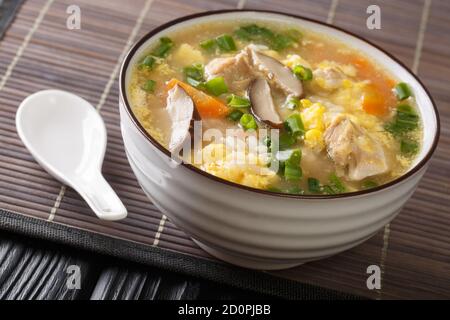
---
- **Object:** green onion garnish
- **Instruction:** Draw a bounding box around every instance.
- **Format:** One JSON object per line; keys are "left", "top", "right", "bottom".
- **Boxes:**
{"left": 328, "top": 173, "right": 346, "bottom": 194}
{"left": 140, "top": 55, "right": 156, "bottom": 69}
{"left": 284, "top": 113, "right": 305, "bottom": 137}
{"left": 385, "top": 104, "right": 419, "bottom": 136}
{"left": 293, "top": 65, "right": 313, "bottom": 81}
{"left": 279, "top": 132, "right": 296, "bottom": 150}
{"left": 285, "top": 97, "right": 300, "bottom": 110}
{"left": 199, "top": 39, "right": 217, "bottom": 52}
{"left": 401, "top": 139, "right": 419, "bottom": 156}
{"left": 240, "top": 113, "right": 258, "bottom": 131}
{"left": 205, "top": 77, "right": 228, "bottom": 96}
{"left": 394, "top": 82, "right": 412, "bottom": 100}
{"left": 284, "top": 149, "right": 302, "bottom": 182}
{"left": 234, "top": 24, "right": 297, "bottom": 51}
{"left": 227, "top": 94, "right": 251, "bottom": 108}
{"left": 287, "top": 186, "right": 304, "bottom": 195}
{"left": 142, "top": 79, "right": 156, "bottom": 93}
{"left": 308, "top": 178, "right": 321, "bottom": 193}
{"left": 215, "top": 34, "right": 236, "bottom": 52}
{"left": 183, "top": 63, "right": 204, "bottom": 81}
{"left": 151, "top": 37, "right": 174, "bottom": 58}
{"left": 227, "top": 110, "right": 244, "bottom": 122}
{"left": 362, "top": 180, "right": 378, "bottom": 189}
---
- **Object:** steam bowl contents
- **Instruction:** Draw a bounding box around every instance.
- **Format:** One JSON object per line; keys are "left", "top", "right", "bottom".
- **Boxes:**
{"left": 128, "top": 20, "right": 422, "bottom": 195}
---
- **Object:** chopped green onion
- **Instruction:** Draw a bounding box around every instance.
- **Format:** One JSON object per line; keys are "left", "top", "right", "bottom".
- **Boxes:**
{"left": 308, "top": 178, "right": 321, "bottom": 193}
{"left": 285, "top": 165, "right": 302, "bottom": 181}
{"left": 329, "top": 173, "right": 346, "bottom": 194}
{"left": 267, "top": 186, "right": 282, "bottom": 193}
{"left": 140, "top": 55, "right": 157, "bottom": 69}
{"left": 385, "top": 104, "right": 419, "bottom": 136}
{"left": 285, "top": 29, "right": 302, "bottom": 41}
{"left": 142, "top": 80, "right": 156, "bottom": 93}
{"left": 284, "top": 113, "right": 305, "bottom": 137}
{"left": 227, "top": 94, "right": 251, "bottom": 108}
{"left": 362, "top": 180, "right": 378, "bottom": 189}
{"left": 215, "top": 34, "right": 236, "bottom": 52}
{"left": 199, "top": 39, "right": 217, "bottom": 52}
{"left": 264, "top": 136, "right": 271, "bottom": 148}
{"left": 234, "top": 24, "right": 297, "bottom": 51}
{"left": 284, "top": 97, "right": 300, "bottom": 110}
{"left": 227, "top": 110, "right": 244, "bottom": 122}
{"left": 286, "top": 186, "right": 304, "bottom": 195}
{"left": 293, "top": 65, "right": 313, "bottom": 81}
{"left": 240, "top": 113, "right": 258, "bottom": 131}
{"left": 183, "top": 63, "right": 204, "bottom": 81}
{"left": 284, "top": 149, "right": 302, "bottom": 182}
{"left": 205, "top": 77, "right": 228, "bottom": 96}
{"left": 271, "top": 34, "right": 294, "bottom": 51}
{"left": 321, "top": 185, "right": 335, "bottom": 195}
{"left": 401, "top": 139, "right": 419, "bottom": 156}
{"left": 151, "top": 37, "right": 174, "bottom": 58}
{"left": 394, "top": 82, "right": 412, "bottom": 100}
{"left": 186, "top": 77, "right": 204, "bottom": 88}
{"left": 279, "top": 132, "right": 296, "bottom": 150}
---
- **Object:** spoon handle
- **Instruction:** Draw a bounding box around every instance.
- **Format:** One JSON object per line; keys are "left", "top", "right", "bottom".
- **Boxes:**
{"left": 73, "top": 172, "right": 127, "bottom": 221}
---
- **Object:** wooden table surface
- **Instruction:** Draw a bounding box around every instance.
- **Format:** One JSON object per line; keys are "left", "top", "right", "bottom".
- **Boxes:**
{"left": 0, "top": 0, "right": 449, "bottom": 299}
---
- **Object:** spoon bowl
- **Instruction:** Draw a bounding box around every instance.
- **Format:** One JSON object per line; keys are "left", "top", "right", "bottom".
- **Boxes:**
{"left": 16, "top": 89, "right": 127, "bottom": 221}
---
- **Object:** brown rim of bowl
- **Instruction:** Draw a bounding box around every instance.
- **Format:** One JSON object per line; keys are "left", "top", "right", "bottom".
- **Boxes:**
{"left": 119, "top": 9, "right": 440, "bottom": 200}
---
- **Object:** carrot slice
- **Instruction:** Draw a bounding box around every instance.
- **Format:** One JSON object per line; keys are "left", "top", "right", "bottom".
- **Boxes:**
{"left": 166, "top": 79, "right": 229, "bottom": 118}
{"left": 361, "top": 84, "right": 389, "bottom": 116}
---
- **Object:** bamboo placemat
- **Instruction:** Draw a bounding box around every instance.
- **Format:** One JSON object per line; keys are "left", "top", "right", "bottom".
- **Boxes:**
{"left": 0, "top": 0, "right": 449, "bottom": 299}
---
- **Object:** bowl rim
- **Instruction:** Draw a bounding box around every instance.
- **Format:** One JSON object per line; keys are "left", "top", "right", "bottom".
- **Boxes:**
{"left": 119, "top": 9, "right": 440, "bottom": 200}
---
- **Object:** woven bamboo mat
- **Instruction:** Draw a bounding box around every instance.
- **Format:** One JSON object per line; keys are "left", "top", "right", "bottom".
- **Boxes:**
{"left": 0, "top": 0, "right": 449, "bottom": 299}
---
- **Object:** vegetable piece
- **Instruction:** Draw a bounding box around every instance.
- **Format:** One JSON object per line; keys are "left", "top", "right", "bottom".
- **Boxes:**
{"left": 286, "top": 186, "right": 304, "bottom": 195}
{"left": 279, "top": 132, "right": 296, "bottom": 150}
{"left": 227, "top": 94, "right": 251, "bottom": 108}
{"left": 240, "top": 113, "right": 258, "bottom": 131}
{"left": 200, "top": 39, "right": 217, "bottom": 52}
{"left": 385, "top": 104, "right": 419, "bottom": 136}
{"left": 183, "top": 63, "right": 204, "bottom": 82}
{"left": 227, "top": 109, "right": 244, "bottom": 122}
{"left": 394, "top": 82, "right": 412, "bottom": 100}
{"left": 293, "top": 65, "right": 313, "bottom": 81}
{"left": 329, "top": 173, "right": 346, "bottom": 193}
{"left": 284, "top": 97, "right": 300, "bottom": 110}
{"left": 205, "top": 77, "right": 228, "bottom": 96}
{"left": 401, "top": 139, "right": 419, "bottom": 156}
{"left": 166, "top": 79, "right": 229, "bottom": 118}
{"left": 362, "top": 180, "right": 378, "bottom": 189}
{"left": 284, "top": 113, "right": 305, "bottom": 137}
{"left": 284, "top": 149, "right": 302, "bottom": 182}
{"left": 234, "top": 24, "right": 297, "bottom": 51}
{"left": 248, "top": 77, "right": 283, "bottom": 127}
{"left": 142, "top": 79, "right": 156, "bottom": 93}
{"left": 151, "top": 37, "right": 174, "bottom": 58}
{"left": 308, "top": 178, "right": 321, "bottom": 193}
{"left": 215, "top": 34, "right": 237, "bottom": 52}
{"left": 361, "top": 84, "right": 388, "bottom": 116}
{"left": 140, "top": 55, "right": 157, "bottom": 69}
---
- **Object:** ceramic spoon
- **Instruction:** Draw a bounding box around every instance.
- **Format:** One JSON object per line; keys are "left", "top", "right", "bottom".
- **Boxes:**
{"left": 16, "top": 89, "right": 127, "bottom": 221}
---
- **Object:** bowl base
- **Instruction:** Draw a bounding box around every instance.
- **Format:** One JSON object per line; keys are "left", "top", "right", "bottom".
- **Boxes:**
{"left": 192, "top": 239, "right": 303, "bottom": 270}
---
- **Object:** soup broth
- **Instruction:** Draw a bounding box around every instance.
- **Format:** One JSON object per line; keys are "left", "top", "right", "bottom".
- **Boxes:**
{"left": 128, "top": 20, "right": 422, "bottom": 195}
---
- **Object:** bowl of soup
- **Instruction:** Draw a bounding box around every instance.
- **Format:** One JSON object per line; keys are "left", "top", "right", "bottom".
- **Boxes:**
{"left": 119, "top": 10, "right": 439, "bottom": 270}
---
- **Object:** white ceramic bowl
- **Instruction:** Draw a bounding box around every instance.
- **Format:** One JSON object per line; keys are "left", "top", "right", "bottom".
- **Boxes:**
{"left": 119, "top": 10, "right": 440, "bottom": 270}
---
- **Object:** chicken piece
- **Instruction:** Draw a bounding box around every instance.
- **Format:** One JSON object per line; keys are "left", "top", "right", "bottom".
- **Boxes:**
{"left": 204, "top": 52, "right": 253, "bottom": 93}
{"left": 324, "top": 115, "right": 389, "bottom": 180}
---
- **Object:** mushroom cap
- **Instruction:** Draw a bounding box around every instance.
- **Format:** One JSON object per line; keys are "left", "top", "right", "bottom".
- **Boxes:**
{"left": 249, "top": 77, "right": 283, "bottom": 128}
